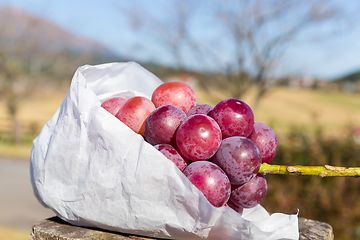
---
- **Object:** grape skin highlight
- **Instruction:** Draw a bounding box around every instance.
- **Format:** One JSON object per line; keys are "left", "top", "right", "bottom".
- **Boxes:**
{"left": 176, "top": 114, "right": 222, "bottom": 161}
{"left": 151, "top": 81, "right": 196, "bottom": 114}
{"left": 211, "top": 98, "right": 254, "bottom": 138}
{"left": 183, "top": 161, "right": 231, "bottom": 207}
{"left": 248, "top": 122, "right": 278, "bottom": 164}
{"left": 211, "top": 136, "right": 261, "bottom": 185}
{"left": 144, "top": 105, "right": 186, "bottom": 145}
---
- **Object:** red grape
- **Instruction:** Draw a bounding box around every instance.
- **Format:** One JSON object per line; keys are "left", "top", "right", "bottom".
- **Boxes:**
{"left": 211, "top": 98, "right": 254, "bottom": 138}
{"left": 226, "top": 199, "right": 244, "bottom": 215}
{"left": 187, "top": 104, "right": 213, "bottom": 117}
{"left": 211, "top": 136, "right": 261, "bottom": 185}
{"left": 176, "top": 114, "right": 222, "bottom": 161}
{"left": 101, "top": 97, "right": 127, "bottom": 115}
{"left": 115, "top": 96, "right": 155, "bottom": 135}
{"left": 183, "top": 161, "right": 231, "bottom": 207}
{"left": 230, "top": 173, "right": 267, "bottom": 209}
{"left": 154, "top": 144, "right": 189, "bottom": 172}
{"left": 144, "top": 105, "right": 186, "bottom": 145}
{"left": 151, "top": 81, "right": 196, "bottom": 113}
{"left": 248, "top": 122, "right": 278, "bottom": 164}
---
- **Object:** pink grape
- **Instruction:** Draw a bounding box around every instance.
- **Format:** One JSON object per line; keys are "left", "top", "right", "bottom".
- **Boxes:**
{"left": 154, "top": 144, "right": 189, "bottom": 172}
{"left": 230, "top": 173, "right": 267, "bottom": 209}
{"left": 101, "top": 97, "right": 127, "bottom": 115}
{"left": 187, "top": 104, "right": 213, "bottom": 117}
{"left": 183, "top": 161, "right": 231, "bottom": 207}
{"left": 115, "top": 96, "right": 155, "bottom": 136}
{"left": 151, "top": 81, "right": 196, "bottom": 113}
{"left": 176, "top": 114, "right": 222, "bottom": 161}
{"left": 248, "top": 122, "right": 278, "bottom": 164}
{"left": 144, "top": 105, "right": 187, "bottom": 145}
{"left": 211, "top": 136, "right": 261, "bottom": 185}
{"left": 211, "top": 98, "right": 254, "bottom": 138}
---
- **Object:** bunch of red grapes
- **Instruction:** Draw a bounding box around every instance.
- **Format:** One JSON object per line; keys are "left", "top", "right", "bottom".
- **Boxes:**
{"left": 101, "top": 81, "right": 278, "bottom": 215}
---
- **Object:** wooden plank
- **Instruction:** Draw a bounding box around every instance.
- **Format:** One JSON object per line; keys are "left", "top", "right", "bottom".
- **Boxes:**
{"left": 29, "top": 216, "right": 334, "bottom": 240}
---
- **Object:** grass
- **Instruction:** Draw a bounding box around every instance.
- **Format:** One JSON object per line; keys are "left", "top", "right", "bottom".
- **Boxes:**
{"left": 0, "top": 90, "right": 67, "bottom": 133}
{"left": 0, "top": 89, "right": 68, "bottom": 159}
{"left": 0, "top": 226, "right": 29, "bottom": 240}
{"left": 0, "top": 143, "right": 34, "bottom": 159}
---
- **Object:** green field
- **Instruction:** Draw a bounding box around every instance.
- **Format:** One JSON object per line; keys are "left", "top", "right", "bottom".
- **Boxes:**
{"left": 0, "top": 90, "right": 67, "bottom": 159}
{"left": 1, "top": 87, "right": 360, "bottom": 159}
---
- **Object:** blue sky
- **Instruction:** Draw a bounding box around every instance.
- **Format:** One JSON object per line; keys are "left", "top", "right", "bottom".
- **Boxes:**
{"left": 1, "top": 0, "right": 360, "bottom": 80}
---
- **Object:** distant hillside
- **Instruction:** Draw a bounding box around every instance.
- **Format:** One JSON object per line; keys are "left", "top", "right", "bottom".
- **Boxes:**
{"left": 337, "top": 70, "right": 360, "bottom": 82}
{"left": 330, "top": 69, "right": 360, "bottom": 93}
{"left": 0, "top": 5, "right": 138, "bottom": 89}
{"left": 0, "top": 6, "right": 119, "bottom": 58}
{"left": 0, "top": 5, "right": 184, "bottom": 80}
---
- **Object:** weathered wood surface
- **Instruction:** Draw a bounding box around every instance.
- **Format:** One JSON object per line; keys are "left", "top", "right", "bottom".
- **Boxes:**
{"left": 29, "top": 216, "right": 334, "bottom": 240}
{"left": 298, "top": 217, "right": 334, "bottom": 240}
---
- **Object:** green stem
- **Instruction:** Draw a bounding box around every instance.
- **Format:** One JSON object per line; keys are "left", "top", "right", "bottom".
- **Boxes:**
{"left": 259, "top": 163, "right": 360, "bottom": 178}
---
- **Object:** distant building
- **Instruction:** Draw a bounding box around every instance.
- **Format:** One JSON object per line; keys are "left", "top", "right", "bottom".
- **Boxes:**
{"left": 282, "top": 76, "right": 316, "bottom": 89}
{"left": 334, "top": 69, "right": 360, "bottom": 93}
{"left": 342, "top": 81, "right": 354, "bottom": 92}
{"left": 314, "top": 79, "right": 339, "bottom": 91}
{"left": 338, "top": 80, "right": 360, "bottom": 93}
{"left": 275, "top": 75, "right": 342, "bottom": 91}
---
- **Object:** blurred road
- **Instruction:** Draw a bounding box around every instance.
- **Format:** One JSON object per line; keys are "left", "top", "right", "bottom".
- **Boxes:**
{"left": 0, "top": 157, "right": 55, "bottom": 232}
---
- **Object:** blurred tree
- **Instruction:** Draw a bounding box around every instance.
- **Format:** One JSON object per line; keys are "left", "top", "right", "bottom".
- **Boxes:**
{"left": 0, "top": 7, "right": 45, "bottom": 144}
{"left": 121, "top": 0, "right": 348, "bottom": 109}
{"left": 0, "top": 7, "right": 75, "bottom": 144}
{"left": 214, "top": 0, "right": 340, "bottom": 108}
{"left": 0, "top": 7, "right": 107, "bottom": 144}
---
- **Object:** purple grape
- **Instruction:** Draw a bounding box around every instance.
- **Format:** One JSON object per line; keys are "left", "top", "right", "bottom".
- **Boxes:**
{"left": 211, "top": 98, "right": 254, "bottom": 138}
{"left": 187, "top": 104, "right": 214, "bottom": 117}
{"left": 248, "top": 122, "right": 278, "bottom": 164}
{"left": 183, "top": 161, "right": 231, "bottom": 207}
{"left": 226, "top": 199, "right": 244, "bottom": 215}
{"left": 144, "top": 105, "right": 187, "bottom": 145}
{"left": 176, "top": 114, "right": 222, "bottom": 161}
{"left": 230, "top": 173, "right": 267, "bottom": 209}
{"left": 154, "top": 144, "right": 189, "bottom": 172}
{"left": 211, "top": 136, "right": 261, "bottom": 185}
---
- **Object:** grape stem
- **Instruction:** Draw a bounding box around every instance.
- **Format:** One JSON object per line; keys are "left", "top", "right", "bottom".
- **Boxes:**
{"left": 259, "top": 163, "right": 360, "bottom": 178}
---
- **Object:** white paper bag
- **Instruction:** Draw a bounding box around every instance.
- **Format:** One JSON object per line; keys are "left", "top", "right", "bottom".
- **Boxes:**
{"left": 30, "top": 62, "right": 299, "bottom": 240}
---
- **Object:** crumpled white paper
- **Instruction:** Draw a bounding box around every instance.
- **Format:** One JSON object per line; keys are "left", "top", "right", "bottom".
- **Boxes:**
{"left": 30, "top": 62, "right": 299, "bottom": 240}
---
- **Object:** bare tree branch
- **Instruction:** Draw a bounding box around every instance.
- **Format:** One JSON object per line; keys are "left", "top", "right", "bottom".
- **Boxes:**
{"left": 120, "top": 0, "right": 354, "bottom": 108}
